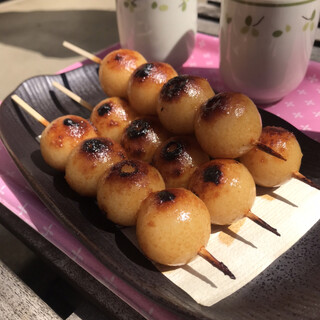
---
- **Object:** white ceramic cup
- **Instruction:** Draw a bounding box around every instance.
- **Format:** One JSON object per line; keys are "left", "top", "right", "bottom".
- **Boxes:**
{"left": 219, "top": 0, "right": 320, "bottom": 104}
{"left": 116, "top": 0, "right": 197, "bottom": 68}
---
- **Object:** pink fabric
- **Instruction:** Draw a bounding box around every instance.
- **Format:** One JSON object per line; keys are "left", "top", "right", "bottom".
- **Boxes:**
{"left": 0, "top": 33, "right": 319, "bottom": 319}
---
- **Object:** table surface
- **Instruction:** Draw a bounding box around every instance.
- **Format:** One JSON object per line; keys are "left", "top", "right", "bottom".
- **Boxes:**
{"left": 1, "top": 1, "right": 320, "bottom": 319}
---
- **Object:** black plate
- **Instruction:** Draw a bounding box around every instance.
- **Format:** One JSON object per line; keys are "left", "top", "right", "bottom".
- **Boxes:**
{"left": 1, "top": 64, "right": 320, "bottom": 320}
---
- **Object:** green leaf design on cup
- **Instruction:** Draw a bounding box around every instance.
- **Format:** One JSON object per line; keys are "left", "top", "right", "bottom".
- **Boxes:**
{"left": 310, "top": 21, "right": 315, "bottom": 30}
{"left": 241, "top": 15, "right": 263, "bottom": 37}
{"left": 151, "top": 1, "right": 169, "bottom": 11}
{"left": 272, "top": 30, "right": 283, "bottom": 37}
{"left": 251, "top": 28, "right": 259, "bottom": 37}
{"left": 241, "top": 26, "right": 250, "bottom": 34}
{"left": 245, "top": 16, "right": 252, "bottom": 26}
{"left": 303, "top": 22, "right": 309, "bottom": 31}
{"left": 302, "top": 9, "right": 317, "bottom": 31}
{"left": 159, "top": 4, "right": 168, "bottom": 11}
{"left": 285, "top": 25, "right": 291, "bottom": 32}
{"left": 181, "top": 0, "right": 188, "bottom": 11}
{"left": 124, "top": 0, "right": 137, "bottom": 12}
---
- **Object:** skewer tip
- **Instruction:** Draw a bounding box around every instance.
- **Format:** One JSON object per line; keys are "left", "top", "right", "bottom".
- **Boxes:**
{"left": 292, "top": 171, "right": 320, "bottom": 190}
{"left": 245, "top": 211, "right": 280, "bottom": 236}
{"left": 198, "top": 246, "right": 236, "bottom": 279}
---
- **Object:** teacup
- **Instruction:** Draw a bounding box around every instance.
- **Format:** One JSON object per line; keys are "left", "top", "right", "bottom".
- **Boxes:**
{"left": 219, "top": 0, "right": 320, "bottom": 104}
{"left": 116, "top": 0, "right": 197, "bottom": 68}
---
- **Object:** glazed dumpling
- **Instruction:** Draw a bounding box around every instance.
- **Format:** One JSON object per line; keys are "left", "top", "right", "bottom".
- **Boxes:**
{"left": 157, "top": 75, "right": 214, "bottom": 134}
{"left": 99, "top": 49, "right": 147, "bottom": 98}
{"left": 239, "top": 126, "right": 303, "bottom": 187}
{"left": 127, "top": 62, "right": 178, "bottom": 115}
{"left": 194, "top": 92, "right": 262, "bottom": 159}
{"left": 152, "top": 135, "right": 210, "bottom": 188}
{"left": 65, "top": 137, "right": 127, "bottom": 197}
{"left": 136, "top": 188, "right": 211, "bottom": 266}
{"left": 189, "top": 159, "right": 256, "bottom": 226}
{"left": 90, "top": 97, "right": 138, "bottom": 143}
{"left": 121, "top": 116, "right": 171, "bottom": 163}
{"left": 40, "top": 115, "right": 97, "bottom": 171}
{"left": 97, "top": 159, "right": 165, "bottom": 226}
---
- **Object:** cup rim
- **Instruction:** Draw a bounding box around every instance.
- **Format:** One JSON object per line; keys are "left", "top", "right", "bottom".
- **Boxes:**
{"left": 230, "top": 0, "right": 318, "bottom": 7}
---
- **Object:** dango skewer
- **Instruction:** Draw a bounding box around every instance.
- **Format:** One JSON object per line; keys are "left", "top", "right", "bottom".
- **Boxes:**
{"left": 136, "top": 188, "right": 236, "bottom": 279}
{"left": 52, "top": 81, "right": 94, "bottom": 111}
{"left": 52, "top": 81, "right": 138, "bottom": 143}
{"left": 240, "top": 126, "right": 320, "bottom": 190}
{"left": 63, "top": 41, "right": 102, "bottom": 64}
{"left": 63, "top": 41, "right": 147, "bottom": 99}
{"left": 11, "top": 94, "right": 50, "bottom": 127}
{"left": 188, "top": 159, "right": 280, "bottom": 237}
{"left": 194, "top": 92, "right": 287, "bottom": 161}
{"left": 11, "top": 95, "right": 97, "bottom": 171}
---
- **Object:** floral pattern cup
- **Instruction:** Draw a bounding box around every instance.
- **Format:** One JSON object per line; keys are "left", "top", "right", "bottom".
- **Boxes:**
{"left": 116, "top": 0, "right": 197, "bottom": 68}
{"left": 219, "top": 0, "right": 320, "bottom": 104}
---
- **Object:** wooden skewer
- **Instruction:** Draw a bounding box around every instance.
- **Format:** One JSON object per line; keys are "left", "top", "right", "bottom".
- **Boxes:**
{"left": 11, "top": 95, "right": 49, "bottom": 127}
{"left": 254, "top": 141, "right": 287, "bottom": 161}
{"left": 245, "top": 210, "right": 280, "bottom": 236}
{"left": 292, "top": 171, "right": 320, "bottom": 190}
{"left": 52, "top": 81, "right": 94, "bottom": 112}
{"left": 198, "top": 246, "right": 236, "bottom": 279}
{"left": 63, "top": 41, "right": 102, "bottom": 64}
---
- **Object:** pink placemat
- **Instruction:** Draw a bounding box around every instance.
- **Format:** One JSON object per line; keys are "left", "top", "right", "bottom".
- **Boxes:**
{"left": 0, "top": 33, "right": 319, "bottom": 319}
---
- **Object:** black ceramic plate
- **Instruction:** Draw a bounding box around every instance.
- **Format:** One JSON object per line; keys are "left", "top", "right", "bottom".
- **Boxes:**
{"left": 1, "top": 64, "right": 320, "bottom": 320}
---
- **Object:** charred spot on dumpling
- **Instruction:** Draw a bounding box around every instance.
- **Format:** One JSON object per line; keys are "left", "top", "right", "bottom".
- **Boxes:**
{"left": 157, "top": 190, "right": 176, "bottom": 203}
{"left": 200, "top": 93, "right": 232, "bottom": 121}
{"left": 203, "top": 165, "right": 223, "bottom": 185}
{"left": 81, "top": 138, "right": 111, "bottom": 154}
{"left": 97, "top": 103, "right": 113, "bottom": 116}
{"left": 63, "top": 118, "right": 80, "bottom": 127}
{"left": 134, "top": 63, "right": 154, "bottom": 80}
{"left": 260, "top": 126, "right": 294, "bottom": 149}
{"left": 117, "top": 160, "right": 139, "bottom": 177}
{"left": 114, "top": 53, "right": 123, "bottom": 61}
{"left": 160, "top": 76, "right": 190, "bottom": 101}
{"left": 126, "top": 119, "right": 151, "bottom": 139}
{"left": 161, "top": 140, "right": 184, "bottom": 161}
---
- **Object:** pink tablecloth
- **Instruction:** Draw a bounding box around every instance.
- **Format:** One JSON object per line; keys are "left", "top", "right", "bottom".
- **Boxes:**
{"left": 1, "top": 33, "right": 319, "bottom": 319}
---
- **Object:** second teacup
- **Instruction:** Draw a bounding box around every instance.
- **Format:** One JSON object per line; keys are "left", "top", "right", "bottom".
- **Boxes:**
{"left": 219, "top": 0, "right": 320, "bottom": 104}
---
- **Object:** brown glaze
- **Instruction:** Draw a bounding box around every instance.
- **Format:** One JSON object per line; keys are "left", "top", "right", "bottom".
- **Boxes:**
{"left": 106, "top": 160, "right": 148, "bottom": 183}
{"left": 189, "top": 159, "right": 256, "bottom": 226}
{"left": 101, "top": 49, "right": 146, "bottom": 72}
{"left": 194, "top": 92, "right": 262, "bottom": 159}
{"left": 127, "top": 62, "right": 178, "bottom": 115}
{"left": 159, "top": 75, "right": 200, "bottom": 101}
{"left": 199, "top": 92, "right": 248, "bottom": 122}
{"left": 64, "top": 137, "right": 127, "bottom": 197}
{"left": 136, "top": 188, "right": 211, "bottom": 266}
{"left": 157, "top": 190, "right": 176, "bottom": 203}
{"left": 40, "top": 115, "right": 97, "bottom": 171}
{"left": 157, "top": 75, "right": 214, "bottom": 134}
{"left": 99, "top": 49, "right": 147, "bottom": 98}
{"left": 152, "top": 136, "right": 209, "bottom": 188}
{"left": 259, "top": 126, "right": 294, "bottom": 154}
{"left": 97, "top": 159, "right": 165, "bottom": 226}
{"left": 203, "top": 164, "right": 224, "bottom": 185}
{"left": 131, "top": 62, "right": 176, "bottom": 84}
{"left": 90, "top": 97, "right": 138, "bottom": 143}
{"left": 121, "top": 116, "right": 171, "bottom": 163}
{"left": 239, "top": 126, "right": 303, "bottom": 187}
{"left": 78, "top": 137, "right": 126, "bottom": 162}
